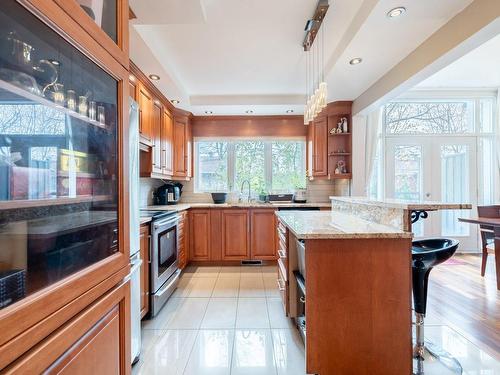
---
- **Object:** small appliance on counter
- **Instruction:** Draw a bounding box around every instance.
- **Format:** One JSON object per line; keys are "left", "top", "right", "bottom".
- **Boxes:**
{"left": 268, "top": 193, "right": 294, "bottom": 202}
{"left": 293, "top": 188, "right": 307, "bottom": 203}
{"left": 153, "top": 182, "right": 183, "bottom": 205}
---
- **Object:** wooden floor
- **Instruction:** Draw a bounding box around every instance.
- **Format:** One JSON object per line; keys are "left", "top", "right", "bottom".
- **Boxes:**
{"left": 426, "top": 253, "right": 499, "bottom": 360}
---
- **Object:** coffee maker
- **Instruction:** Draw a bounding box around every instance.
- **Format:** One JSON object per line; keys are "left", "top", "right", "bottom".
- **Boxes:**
{"left": 153, "top": 182, "right": 182, "bottom": 205}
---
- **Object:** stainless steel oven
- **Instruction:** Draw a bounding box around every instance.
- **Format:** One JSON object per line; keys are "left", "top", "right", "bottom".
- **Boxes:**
{"left": 149, "top": 211, "right": 181, "bottom": 316}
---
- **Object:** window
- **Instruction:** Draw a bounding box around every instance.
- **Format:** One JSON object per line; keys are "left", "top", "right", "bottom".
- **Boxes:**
{"left": 197, "top": 141, "right": 228, "bottom": 192}
{"left": 195, "top": 139, "right": 306, "bottom": 194}
{"left": 385, "top": 101, "right": 474, "bottom": 134}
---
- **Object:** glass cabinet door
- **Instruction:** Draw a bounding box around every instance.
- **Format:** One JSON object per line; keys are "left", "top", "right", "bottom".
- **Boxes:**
{"left": 0, "top": 1, "right": 119, "bottom": 309}
{"left": 74, "top": 0, "right": 118, "bottom": 43}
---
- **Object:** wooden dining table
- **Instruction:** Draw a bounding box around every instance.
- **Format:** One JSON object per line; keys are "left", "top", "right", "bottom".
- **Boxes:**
{"left": 458, "top": 216, "right": 500, "bottom": 290}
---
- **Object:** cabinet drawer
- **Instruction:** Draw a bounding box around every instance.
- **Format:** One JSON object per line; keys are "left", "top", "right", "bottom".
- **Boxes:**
{"left": 277, "top": 262, "right": 288, "bottom": 314}
{"left": 277, "top": 221, "right": 287, "bottom": 235}
{"left": 277, "top": 231, "right": 287, "bottom": 252}
{"left": 278, "top": 258, "right": 287, "bottom": 282}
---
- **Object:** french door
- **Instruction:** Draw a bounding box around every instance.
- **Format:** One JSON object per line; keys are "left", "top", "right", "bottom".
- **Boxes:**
{"left": 386, "top": 136, "right": 478, "bottom": 250}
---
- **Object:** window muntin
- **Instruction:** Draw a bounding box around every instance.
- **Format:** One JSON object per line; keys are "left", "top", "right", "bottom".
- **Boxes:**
{"left": 195, "top": 139, "right": 306, "bottom": 194}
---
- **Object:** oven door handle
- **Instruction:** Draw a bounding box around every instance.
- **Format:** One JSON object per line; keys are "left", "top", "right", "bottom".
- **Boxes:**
{"left": 153, "top": 216, "right": 179, "bottom": 229}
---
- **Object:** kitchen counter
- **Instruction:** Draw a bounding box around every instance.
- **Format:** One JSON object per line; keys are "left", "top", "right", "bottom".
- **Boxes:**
{"left": 330, "top": 196, "right": 472, "bottom": 210}
{"left": 330, "top": 196, "right": 472, "bottom": 231}
{"left": 140, "top": 217, "right": 152, "bottom": 225}
{"left": 144, "top": 202, "right": 331, "bottom": 211}
{"left": 275, "top": 211, "right": 411, "bottom": 239}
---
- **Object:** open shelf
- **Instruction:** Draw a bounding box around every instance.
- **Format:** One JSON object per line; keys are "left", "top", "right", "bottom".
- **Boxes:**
{"left": 0, "top": 79, "right": 109, "bottom": 130}
{"left": 0, "top": 195, "right": 112, "bottom": 210}
{"left": 329, "top": 132, "right": 351, "bottom": 136}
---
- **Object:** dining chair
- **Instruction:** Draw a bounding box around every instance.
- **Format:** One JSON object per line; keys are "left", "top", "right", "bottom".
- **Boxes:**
{"left": 477, "top": 205, "right": 500, "bottom": 276}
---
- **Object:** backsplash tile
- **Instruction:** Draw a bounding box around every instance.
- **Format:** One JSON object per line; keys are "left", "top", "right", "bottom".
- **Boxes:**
{"left": 139, "top": 178, "right": 164, "bottom": 207}
{"left": 159, "top": 178, "right": 351, "bottom": 204}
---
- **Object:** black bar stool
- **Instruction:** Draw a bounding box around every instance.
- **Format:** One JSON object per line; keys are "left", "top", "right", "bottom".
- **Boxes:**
{"left": 412, "top": 238, "right": 462, "bottom": 375}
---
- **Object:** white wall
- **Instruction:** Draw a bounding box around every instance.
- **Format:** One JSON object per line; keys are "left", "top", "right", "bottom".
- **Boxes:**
{"left": 351, "top": 114, "right": 367, "bottom": 196}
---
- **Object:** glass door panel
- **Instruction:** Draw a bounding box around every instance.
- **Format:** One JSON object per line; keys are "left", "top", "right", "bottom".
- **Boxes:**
{"left": 75, "top": 0, "right": 117, "bottom": 42}
{"left": 0, "top": 1, "right": 119, "bottom": 310}
{"left": 435, "top": 138, "right": 477, "bottom": 249}
{"left": 386, "top": 143, "right": 424, "bottom": 236}
{"left": 386, "top": 137, "right": 478, "bottom": 249}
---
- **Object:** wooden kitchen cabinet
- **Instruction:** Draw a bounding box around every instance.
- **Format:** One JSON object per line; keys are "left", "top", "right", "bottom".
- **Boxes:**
{"left": 162, "top": 109, "right": 174, "bottom": 176}
{"left": 250, "top": 209, "right": 277, "bottom": 260}
{"left": 139, "top": 224, "right": 150, "bottom": 318}
{"left": 307, "top": 101, "right": 353, "bottom": 179}
{"left": 151, "top": 100, "right": 163, "bottom": 175}
{"left": 190, "top": 209, "right": 211, "bottom": 261}
{"left": 137, "top": 82, "right": 153, "bottom": 145}
{"left": 4, "top": 281, "right": 130, "bottom": 374}
{"left": 173, "top": 116, "right": 188, "bottom": 177}
{"left": 222, "top": 210, "right": 250, "bottom": 260}
{"left": 311, "top": 115, "right": 328, "bottom": 177}
{"left": 178, "top": 211, "right": 189, "bottom": 269}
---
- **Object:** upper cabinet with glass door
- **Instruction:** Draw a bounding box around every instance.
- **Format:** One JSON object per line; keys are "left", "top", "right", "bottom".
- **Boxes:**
{"left": 0, "top": 1, "right": 119, "bottom": 310}
{"left": 53, "top": 0, "right": 129, "bottom": 68}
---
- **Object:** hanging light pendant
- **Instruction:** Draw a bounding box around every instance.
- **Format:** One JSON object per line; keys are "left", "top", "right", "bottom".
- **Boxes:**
{"left": 303, "top": 1, "right": 329, "bottom": 124}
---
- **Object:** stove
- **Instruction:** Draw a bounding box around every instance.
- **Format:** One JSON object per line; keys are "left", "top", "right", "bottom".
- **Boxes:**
{"left": 140, "top": 208, "right": 181, "bottom": 317}
{"left": 140, "top": 210, "right": 176, "bottom": 220}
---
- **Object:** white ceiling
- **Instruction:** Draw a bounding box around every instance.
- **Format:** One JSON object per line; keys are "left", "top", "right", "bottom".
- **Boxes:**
{"left": 417, "top": 33, "right": 500, "bottom": 89}
{"left": 129, "top": 0, "right": 474, "bottom": 115}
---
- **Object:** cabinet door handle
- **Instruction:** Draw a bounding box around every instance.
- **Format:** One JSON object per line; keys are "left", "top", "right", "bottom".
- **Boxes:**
{"left": 148, "top": 235, "right": 152, "bottom": 264}
{"left": 277, "top": 278, "right": 285, "bottom": 291}
{"left": 299, "top": 296, "right": 306, "bottom": 304}
{"left": 278, "top": 249, "right": 286, "bottom": 259}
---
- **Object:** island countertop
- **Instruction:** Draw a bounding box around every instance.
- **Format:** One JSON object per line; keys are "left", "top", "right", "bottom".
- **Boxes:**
{"left": 275, "top": 211, "right": 412, "bottom": 240}
{"left": 330, "top": 196, "right": 472, "bottom": 210}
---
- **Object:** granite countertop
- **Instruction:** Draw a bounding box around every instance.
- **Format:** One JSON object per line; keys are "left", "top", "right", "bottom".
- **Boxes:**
{"left": 144, "top": 202, "right": 331, "bottom": 212}
{"left": 140, "top": 217, "right": 152, "bottom": 225}
{"left": 275, "top": 211, "right": 412, "bottom": 240}
{"left": 4, "top": 211, "right": 117, "bottom": 236}
{"left": 330, "top": 196, "right": 472, "bottom": 211}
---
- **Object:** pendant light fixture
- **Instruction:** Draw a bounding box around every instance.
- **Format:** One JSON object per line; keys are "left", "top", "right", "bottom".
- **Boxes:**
{"left": 303, "top": 0, "right": 329, "bottom": 124}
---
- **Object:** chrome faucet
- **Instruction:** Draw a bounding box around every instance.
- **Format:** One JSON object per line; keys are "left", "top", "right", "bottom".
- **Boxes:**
{"left": 240, "top": 180, "right": 251, "bottom": 202}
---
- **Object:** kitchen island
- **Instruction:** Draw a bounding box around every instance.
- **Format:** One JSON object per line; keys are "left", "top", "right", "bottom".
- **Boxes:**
{"left": 275, "top": 210, "right": 413, "bottom": 375}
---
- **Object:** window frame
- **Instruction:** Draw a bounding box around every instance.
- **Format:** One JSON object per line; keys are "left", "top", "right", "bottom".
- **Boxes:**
{"left": 194, "top": 137, "right": 306, "bottom": 194}
{"left": 369, "top": 90, "right": 498, "bottom": 204}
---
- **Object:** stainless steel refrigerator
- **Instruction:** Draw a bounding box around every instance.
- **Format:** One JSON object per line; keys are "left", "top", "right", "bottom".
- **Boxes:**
{"left": 128, "top": 99, "right": 142, "bottom": 364}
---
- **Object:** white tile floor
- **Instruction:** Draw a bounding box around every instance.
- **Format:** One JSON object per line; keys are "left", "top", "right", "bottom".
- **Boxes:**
{"left": 133, "top": 265, "right": 500, "bottom": 375}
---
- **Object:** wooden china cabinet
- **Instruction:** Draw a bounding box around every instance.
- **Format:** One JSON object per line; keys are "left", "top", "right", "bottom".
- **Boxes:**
{"left": 0, "top": 0, "right": 131, "bottom": 373}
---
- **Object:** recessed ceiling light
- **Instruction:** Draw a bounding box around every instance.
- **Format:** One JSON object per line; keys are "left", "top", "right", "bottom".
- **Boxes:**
{"left": 349, "top": 57, "right": 363, "bottom": 65}
{"left": 387, "top": 7, "right": 406, "bottom": 18}
{"left": 171, "top": 99, "right": 180, "bottom": 105}
{"left": 205, "top": 111, "right": 213, "bottom": 114}
{"left": 246, "top": 110, "right": 253, "bottom": 114}
{"left": 148, "top": 74, "right": 160, "bottom": 81}
{"left": 286, "top": 110, "right": 294, "bottom": 113}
